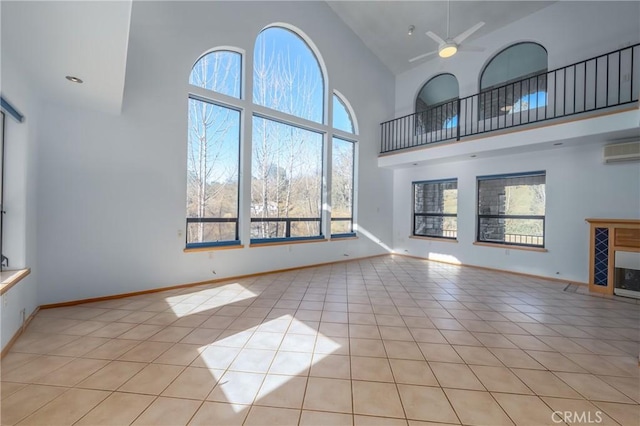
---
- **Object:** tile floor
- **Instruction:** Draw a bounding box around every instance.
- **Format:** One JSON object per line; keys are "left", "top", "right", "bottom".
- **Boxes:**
{"left": 1, "top": 255, "right": 638, "bottom": 425}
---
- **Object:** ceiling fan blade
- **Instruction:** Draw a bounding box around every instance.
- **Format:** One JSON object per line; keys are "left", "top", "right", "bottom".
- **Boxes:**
{"left": 453, "top": 21, "right": 485, "bottom": 44}
{"left": 409, "top": 50, "right": 438, "bottom": 63}
{"left": 459, "top": 45, "right": 485, "bottom": 52}
{"left": 426, "top": 31, "right": 446, "bottom": 46}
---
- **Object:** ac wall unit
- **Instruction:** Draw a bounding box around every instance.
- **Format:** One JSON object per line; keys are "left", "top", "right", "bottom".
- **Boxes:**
{"left": 603, "top": 141, "right": 640, "bottom": 163}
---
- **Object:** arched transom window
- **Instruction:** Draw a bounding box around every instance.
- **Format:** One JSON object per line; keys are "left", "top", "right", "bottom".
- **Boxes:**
{"left": 415, "top": 73, "right": 459, "bottom": 132}
{"left": 480, "top": 42, "right": 548, "bottom": 118}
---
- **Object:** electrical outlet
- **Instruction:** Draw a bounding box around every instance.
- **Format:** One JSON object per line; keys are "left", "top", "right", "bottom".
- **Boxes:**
{"left": 178, "top": 229, "right": 183, "bottom": 237}
{"left": 505, "top": 249, "right": 510, "bottom": 256}
{"left": 2, "top": 294, "right": 7, "bottom": 307}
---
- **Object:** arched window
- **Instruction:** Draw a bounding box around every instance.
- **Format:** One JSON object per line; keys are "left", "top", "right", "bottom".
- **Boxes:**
{"left": 479, "top": 42, "right": 548, "bottom": 119}
{"left": 333, "top": 93, "right": 354, "bottom": 133}
{"left": 253, "top": 27, "right": 324, "bottom": 123}
{"left": 186, "top": 50, "right": 242, "bottom": 247}
{"left": 251, "top": 26, "right": 326, "bottom": 242}
{"left": 331, "top": 92, "right": 356, "bottom": 236}
{"left": 190, "top": 50, "right": 241, "bottom": 98}
{"left": 186, "top": 25, "right": 358, "bottom": 248}
{"left": 415, "top": 73, "right": 459, "bottom": 132}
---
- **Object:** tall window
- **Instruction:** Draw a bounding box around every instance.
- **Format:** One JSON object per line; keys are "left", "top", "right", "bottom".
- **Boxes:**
{"left": 479, "top": 43, "right": 548, "bottom": 120}
{"left": 251, "top": 27, "right": 325, "bottom": 242}
{"left": 186, "top": 51, "right": 242, "bottom": 248}
{"left": 415, "top": 74, "right": 459, "bottom": 133}
{"left": 332, "top": 138, "right": 355, "bottom": 236}
{"left": 251, "top": 117, "right": 323, "bottom": 240}
{"left": 477, "top": 172, "right": 546, "bottom": 247}
{"left": 187, "top": 26, "right": 359, "bottom": 247}
{"left": 413, "top": 179, "right": 458, "bottom": 239}
{"left": 332, "top": 92, "right": 357, "bottom": 238}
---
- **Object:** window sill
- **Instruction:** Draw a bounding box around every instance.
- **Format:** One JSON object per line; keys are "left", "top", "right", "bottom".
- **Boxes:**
{"left": 331, "top": 233, "right": 358, "bottom": 240}
{"left": 250, "top": 237, "right": 327, "bottom": 248}
{"left": 409, "top": 235, "right": 458, "bottom": 243}
{"left": 0, "top": 268, "right": 31, "bottom": 296}
{"left": 473, "top": 242, "right": 547, "bottom": 252}
{"left": 184, "top": 242, "right": 244, "bottom": 253}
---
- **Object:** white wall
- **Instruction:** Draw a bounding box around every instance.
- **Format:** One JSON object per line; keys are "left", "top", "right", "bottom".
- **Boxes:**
{"left": 395, "top": 1, "right": 640, "bottom": 117}
{"left": 392, "top": 143, "right": 640, "bottom": 284}
{"left": 0, "top": 51, "right": 39, "bottom": 349}
{"left": 34, "top": 1, "right": 395, "bottom": 305}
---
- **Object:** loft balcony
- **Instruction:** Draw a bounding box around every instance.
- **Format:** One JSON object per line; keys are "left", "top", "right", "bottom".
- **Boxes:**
{"left": 379, "top": 44, "right": 639, "bottom": 167}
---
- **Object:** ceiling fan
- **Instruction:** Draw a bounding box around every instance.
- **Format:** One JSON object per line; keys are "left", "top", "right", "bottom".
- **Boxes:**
{"left": 409, "top": 0, "right": 485, "bottom": 62}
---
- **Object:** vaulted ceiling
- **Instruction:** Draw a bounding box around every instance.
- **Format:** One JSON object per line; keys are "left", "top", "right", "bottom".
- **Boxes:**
{"left": 1, "top": 1, "right": 556, "bottom": 115}
{"left": 327, "top": 1, "right": 555, "bottom": 75}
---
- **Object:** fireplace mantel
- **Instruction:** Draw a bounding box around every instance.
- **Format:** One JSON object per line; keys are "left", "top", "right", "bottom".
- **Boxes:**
{"left": 586, "top": 218, "right": 640, "bottom": 295}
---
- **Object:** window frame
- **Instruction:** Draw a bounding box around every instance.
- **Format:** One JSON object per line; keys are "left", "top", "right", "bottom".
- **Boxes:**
{"left": 331, "top": 136, "right": 356, "bottom": 239}
{"left": 412, "top": 178, "right": 458, "bottom": 240}
{"left": 185, "top": 96, "right": 243, "bottom": 249}
{"left": 249, "top": 115, "right": 325, "bottom": 244}
{"left": 476, "top": 171, "right": 546, "bottom": 248}
{"left": 185, "top": 26, "right": 359, "bottom": 249}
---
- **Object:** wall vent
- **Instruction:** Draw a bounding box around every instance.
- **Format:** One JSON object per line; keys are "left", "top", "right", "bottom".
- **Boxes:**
{"left": 603, "top": 141, "right": 640, "bottom": 163}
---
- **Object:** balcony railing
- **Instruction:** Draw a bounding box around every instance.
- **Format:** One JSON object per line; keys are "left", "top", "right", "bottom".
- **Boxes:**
{"left": 381, "top": 44, "right": 639, "bottom": 154}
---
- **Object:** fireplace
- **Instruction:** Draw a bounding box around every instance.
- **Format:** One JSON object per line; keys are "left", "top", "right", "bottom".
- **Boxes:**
{"left": 586, "top": 219, "right": 640, "bottom": 296}
{"left": 614, "top": 251, "right": 640, "bottom": 298}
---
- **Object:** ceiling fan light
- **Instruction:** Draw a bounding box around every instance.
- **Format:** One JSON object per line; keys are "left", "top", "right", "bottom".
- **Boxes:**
{"left": 439, "top": 43, "right": 457, "bottom": 58}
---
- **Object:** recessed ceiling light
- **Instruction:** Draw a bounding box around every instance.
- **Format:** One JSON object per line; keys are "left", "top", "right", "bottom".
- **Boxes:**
{"left": 65, "top": 76, "right": 83, "bottom": 84}
{"left": 553, "top": 142, "right": 563, "bottom": 146}
{"left": 412, "top": 163, "right": 418, "bottom": 166}
{"left": 408, "top": 25, "right": 415, "bottom": 36}
{"left": 470, "top": 154, "right": 477, "bottom": 158}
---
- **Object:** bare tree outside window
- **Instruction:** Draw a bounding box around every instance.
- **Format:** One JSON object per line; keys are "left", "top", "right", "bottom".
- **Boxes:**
{"left": 331, "top": 138, "right": 354, "bottom": 235}
{"left": 251, "top": 27, "right": 325, "bottom": 240}
{"left": 185, "top": 27, "right": 359, "bottom": 246}
{"left": 186, "top": 51, "right": 241, "bottom": 246}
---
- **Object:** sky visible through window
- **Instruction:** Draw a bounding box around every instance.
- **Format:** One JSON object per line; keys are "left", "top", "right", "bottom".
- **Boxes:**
{"left": 254, "top": 27, "right": 324, "bottom": 123}
{"left": 187, "top": 26, "right": 357, "bottom": 244}
{"left": 190, "top": 51, "right": 241, "bottom": 98}
{"left": 333, "top": 95, "right": 354, "bottom": 133}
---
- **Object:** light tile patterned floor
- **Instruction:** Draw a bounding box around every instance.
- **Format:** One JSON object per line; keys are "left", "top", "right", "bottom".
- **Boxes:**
{"left": 1, "top": 255, "right": 638, "bottom": 425}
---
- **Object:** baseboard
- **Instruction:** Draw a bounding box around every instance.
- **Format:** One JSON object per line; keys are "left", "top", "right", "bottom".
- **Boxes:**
{"left": 392, "top": 252, "right": 589, "bottom": 287}
{"left": 40, "top": 253, "right": 389, "bottom": 309}
{"left": 1, "top": 307, "right": 39, "bottom": 359}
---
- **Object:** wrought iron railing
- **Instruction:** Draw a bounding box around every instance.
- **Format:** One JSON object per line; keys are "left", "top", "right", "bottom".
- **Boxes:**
{"left": 381, "top": 44, "right": 639, "bottom": 154}
{"left": 504, "top": 234, "right": 544, "bottom": 246}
